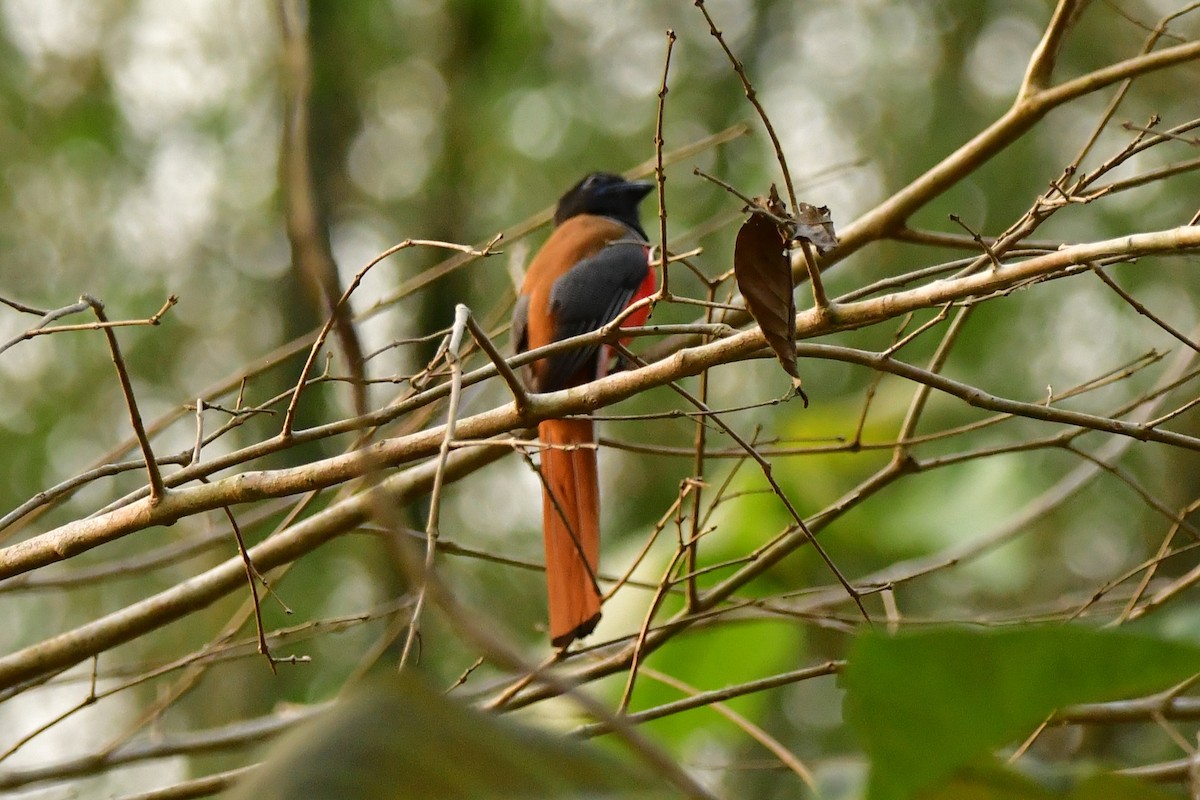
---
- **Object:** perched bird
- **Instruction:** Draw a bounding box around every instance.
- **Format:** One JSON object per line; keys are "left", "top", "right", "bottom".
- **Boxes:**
{"left": 512, "top": 173, "right": 655, "bottom": 647}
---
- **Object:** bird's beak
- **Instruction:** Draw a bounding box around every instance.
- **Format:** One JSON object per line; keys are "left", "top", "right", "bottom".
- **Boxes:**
{"left": 610, "top": 179, "right": 654, "bottom": 201}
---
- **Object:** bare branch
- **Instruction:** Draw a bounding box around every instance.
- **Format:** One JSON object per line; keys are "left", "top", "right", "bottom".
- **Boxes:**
{"left": 652, "top": 29, "right": 676, "bottom": 300}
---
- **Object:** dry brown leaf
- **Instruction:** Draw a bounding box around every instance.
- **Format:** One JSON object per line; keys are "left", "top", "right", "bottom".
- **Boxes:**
{"left": 793, "top": 202, "right": 838, "bottom": 254}
{"left": 734, "top": 196, "right": 802, "bottom": 396}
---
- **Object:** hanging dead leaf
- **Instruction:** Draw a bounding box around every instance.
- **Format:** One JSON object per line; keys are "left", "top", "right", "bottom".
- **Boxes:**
{"left": 734, "top": 196, "right": 805, "bottom": 404}
{"left": 793, "top": 202, "right": 838, "bottom": 254}
{"left": 765, "top": 183, "right": 787, "bottom": 218}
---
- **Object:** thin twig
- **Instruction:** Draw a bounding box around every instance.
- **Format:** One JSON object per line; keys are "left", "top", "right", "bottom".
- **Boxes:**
{"left": 0, "top": 295, "right": 50, "bottom": 315}
{"left": 462, "top": 310, "right": 529, "bottom": 416}
{"left": 0, "top": 295, "right": 176, "bottom": 358}
{"left": 949, "top": 213, "right": 1004, "bottom": 270}
{"left": 653, "top": 29, "right": 676, "bottom": 301}
{"left": 214, "top": 499, "right": 278, "bottom": 674}
{"left": 618, "top": 540, "right": 689, "bottom": 713}
{"left": 191, "top": 399, "right": 205, "bottom": 466}
{"left": 579, "top": 661, "right": 842, "bottom": 737}
{"left": 686, "top": 283, "right": 721, "bottom": 612}
{"left": 13, "top": 297, "right": 178, "bottom": 337}
{"left": 85, "top": 296, "right": 167, "bottom": 502}
{"left": 399, "top": 304, "right": 470, "bottom": 669}
{"left": 1091, "top": 263, "right": 1200, "bottom": 353}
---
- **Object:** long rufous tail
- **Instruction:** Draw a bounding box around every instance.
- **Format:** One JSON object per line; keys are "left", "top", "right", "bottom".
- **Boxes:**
{"left": 538, "top": 418, "right": 601, "bottom": 647}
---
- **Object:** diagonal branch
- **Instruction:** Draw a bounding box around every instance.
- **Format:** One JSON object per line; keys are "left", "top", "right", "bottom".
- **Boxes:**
{"left": 84, "top": 296, "right": 166, "bottom": 503}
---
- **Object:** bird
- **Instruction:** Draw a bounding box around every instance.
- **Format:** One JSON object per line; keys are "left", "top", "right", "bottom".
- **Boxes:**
{"left": 512, "top": 172, "right": 656, "bottom": 647}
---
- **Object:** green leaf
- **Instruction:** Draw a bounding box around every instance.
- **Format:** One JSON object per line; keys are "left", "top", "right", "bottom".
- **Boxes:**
{"left": 916, "top": 760, "right": 1182, "bottom": 800}
{"left": 917, "top": 760, "right": 1053, "bottom": 800}
{"left": 842, "top": 625, "right": 1200, "bottom": 800}
{"left": 225, "top": 673, "right": 667, "bottom": 799}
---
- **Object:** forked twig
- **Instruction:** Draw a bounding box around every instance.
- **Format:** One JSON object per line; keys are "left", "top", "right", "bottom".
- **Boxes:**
{"left": 0, "top": 295, "right": 177, "bottom": 358}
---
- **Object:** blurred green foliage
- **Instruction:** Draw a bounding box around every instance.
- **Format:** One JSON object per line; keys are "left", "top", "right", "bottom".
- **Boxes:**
{"left": 844, "top": 625, "right": 1200, "bottom": 800}
{"left": 226, "top": 672, "right": 668, "bottom": 799}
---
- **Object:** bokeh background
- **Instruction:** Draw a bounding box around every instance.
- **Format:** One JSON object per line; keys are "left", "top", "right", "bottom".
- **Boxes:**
{"left": 2, "top": 1, "right": 1199, "bottom": 798}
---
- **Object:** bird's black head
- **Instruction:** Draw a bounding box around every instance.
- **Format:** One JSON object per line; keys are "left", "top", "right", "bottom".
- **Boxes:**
{"left": 554, "top": 172, "right": 654, "bottom": 238}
